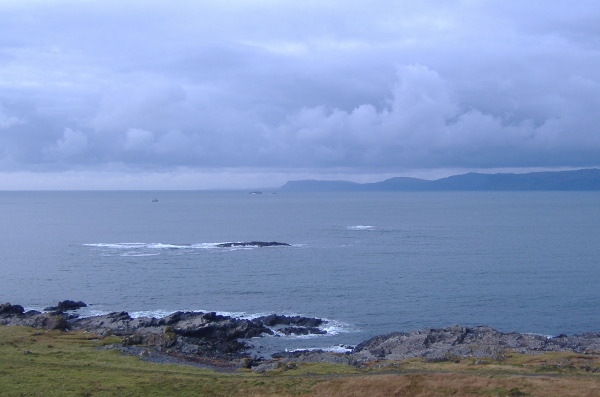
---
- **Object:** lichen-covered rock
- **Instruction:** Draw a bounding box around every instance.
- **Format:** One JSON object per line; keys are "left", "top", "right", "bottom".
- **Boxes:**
{"left": 350, "top": 325, "right": 600, "bottom": 364}
{"left": 38, "top": 315, "right": 68, "bottom": 330}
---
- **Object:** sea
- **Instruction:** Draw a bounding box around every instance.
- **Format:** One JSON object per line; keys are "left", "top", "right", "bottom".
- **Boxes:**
{"left": 1, "top": 191, "right": 599, "bottom": 356}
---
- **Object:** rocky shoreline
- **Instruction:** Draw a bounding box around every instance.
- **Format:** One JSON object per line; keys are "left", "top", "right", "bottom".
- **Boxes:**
{"left": 2, "top": 301, "right": 599, "bottom": 372}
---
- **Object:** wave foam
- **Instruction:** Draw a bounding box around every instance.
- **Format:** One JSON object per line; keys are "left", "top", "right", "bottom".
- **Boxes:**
{"left": 84, "top": 243, "right": 147, "bottom": 249}
{"left": 347, "top": 225, "right": 374, "bottom": 230}
{"left": 129, "top": 309, "right": 355, "bottom": 339}
{"left": 84, "top": 241, "right": 283, "bottom": 256}
{"left": 320, "top": 320, "right": 351, "bottom": 336}
{"left": 285, "top": 344, "right": 354, "bottom": 354}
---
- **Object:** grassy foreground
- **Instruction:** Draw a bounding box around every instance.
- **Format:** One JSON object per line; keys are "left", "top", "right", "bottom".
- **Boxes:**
{"left": 0, "top": 326, "right": 598, "bottom": 396}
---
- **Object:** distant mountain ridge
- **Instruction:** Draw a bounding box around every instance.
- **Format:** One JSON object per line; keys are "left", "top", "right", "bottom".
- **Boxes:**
{"left": 280, "top": 168, "right": 600, "bottom": 191}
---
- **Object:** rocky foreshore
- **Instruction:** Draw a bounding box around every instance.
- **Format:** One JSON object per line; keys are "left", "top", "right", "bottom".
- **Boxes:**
{"left": 0, "top": 301, "right": 327, "bottom": 369}
{"left": 2, "top": 301, "right": 599, "bottom": 372}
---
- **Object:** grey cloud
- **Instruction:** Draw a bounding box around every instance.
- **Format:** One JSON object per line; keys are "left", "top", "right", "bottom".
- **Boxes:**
{"left": 43, "top": 128, "right": 88, "bottom": 160}
{"left": 0, "top": 107, "right": 24, "bottom": 129}
{"left": 1, "top": 0, "right": 599, "bottom": 187}
{"left": 265, "top": 64, "right": 600, "bottom": 169}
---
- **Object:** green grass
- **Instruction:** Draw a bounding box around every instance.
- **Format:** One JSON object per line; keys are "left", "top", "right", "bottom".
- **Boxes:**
{"left": 0, "top": 326, "right": 322, "bottom": 396}
{"left": 1, "top": 325, "right": 598, "bottom": 396}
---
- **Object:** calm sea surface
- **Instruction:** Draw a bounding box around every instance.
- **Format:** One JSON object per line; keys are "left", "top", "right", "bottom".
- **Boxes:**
{"left": 1, "top": 191, "right": 599, "bottom": 353}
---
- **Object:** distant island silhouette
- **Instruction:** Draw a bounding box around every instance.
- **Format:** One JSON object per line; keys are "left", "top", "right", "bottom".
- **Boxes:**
{"left": 280, "top": 168, "right": 600, "bottom": 191}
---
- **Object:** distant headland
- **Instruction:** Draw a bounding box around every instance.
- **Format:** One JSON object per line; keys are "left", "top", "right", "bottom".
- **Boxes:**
{"left": 280, "top": 168, "right": 600, "bottom": 192}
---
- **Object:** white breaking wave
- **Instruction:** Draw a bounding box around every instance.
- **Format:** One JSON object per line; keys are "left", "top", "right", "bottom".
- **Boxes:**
{"left": 324, "top": 344, "right": 355, "bottom": 354}
{"left": 285, "top": 345, "right": 354, "bottom": 354}
{"left": 347, "top": 225, "right": 374, "bottom": 230}
{"left": 84, "top": 242, "right": 220, "bottom": 250}
{"left": 84, "top": 242, "right": 297, "bottom": 252}
{"left": 84, "top": 243, "right": 147, "bottom": 248}
{"left": 83, "top": 241, "right": 273, "bottom": 256}
{"left": 130, "top": 309, "right": 182, "bottom": 319}
{"left": 190, "top": 242, "right": 224, "bottom": 249}
{"left": 146, "top": 243, "right": 188, "bottom": 249}
{"left": 320, "top": 319, "right": 352, "bottom": 335}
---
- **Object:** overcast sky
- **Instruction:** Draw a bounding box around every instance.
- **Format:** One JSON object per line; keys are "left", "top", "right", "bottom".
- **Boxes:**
{"left": 1, "top": 0, "right": 599, "bottom": 189}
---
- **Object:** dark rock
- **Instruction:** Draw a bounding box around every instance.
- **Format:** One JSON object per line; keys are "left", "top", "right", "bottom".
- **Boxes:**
{"left": 1, "top": 307, "right": 59, "bottom": 329}
{"left": 279, "top": 326, "right": 326, "bottom": 336}
{"left": 44, "top": 300, "right": 87, "bottom": 312}
{"left": 177, "top": 335, "right": 251, "bottom": 358}
{"left": 202, "top": 312, "right": 226, "bottom": 322}
{"left": 257, "top": 314, "right": 284, "bottom": 326}
{"left": 160, "top": 311, "right": 201, "bottom": 325}
{"left": 69, "top": 311, "right": 136, "bottom": 336}
{"left": 216, "top": 241, "right": 290, "bottom": 248}
{"left": 124, "top": 327, "right": 178, "bottom": 349}
{"left": 0, "top": 303, "right": 25, "bottom": 316}
{"left": 174, "top": 316, "right": 271, "bottom": 339}
{"left": 122, "top": 334, "right": 145, "bottom": 346}
{"left": 257, "top": 314, "right": 323, "bottom": 328}
{"left": 40, "top": 315, "right": 69, "bottom": 330}
{"left": 7, "top": 312, "right": 69, "bottom": 330}
{"left": 288, "top": 316, "right": 323, "bottom": 327}
{"left": 255, "top": 314, "right": 325, "bottom": 337}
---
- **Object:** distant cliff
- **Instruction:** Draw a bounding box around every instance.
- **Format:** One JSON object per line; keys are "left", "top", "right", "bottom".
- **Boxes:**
{"left": 280, "top": 168, "right": 600, "bottom": 191}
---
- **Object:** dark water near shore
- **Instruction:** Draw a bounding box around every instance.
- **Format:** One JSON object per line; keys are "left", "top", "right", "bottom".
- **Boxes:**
{"left": 1, "top": 191, "right": 599, "bottom": 354}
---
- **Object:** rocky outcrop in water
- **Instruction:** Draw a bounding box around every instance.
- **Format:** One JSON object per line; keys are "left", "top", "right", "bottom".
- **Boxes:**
{"left": 256, "top": 313, "right": 323, "bottom": 328}
{"left": 44, "top": 300, "right": 87, "bottom": 312}
{"left": 215, "top": 241, "right": 290, "bottom": 248}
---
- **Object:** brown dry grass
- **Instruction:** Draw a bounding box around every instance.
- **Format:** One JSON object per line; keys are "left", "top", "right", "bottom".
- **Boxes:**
{"left": 311, "top": 373, "right": 600, "bottom": 397}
